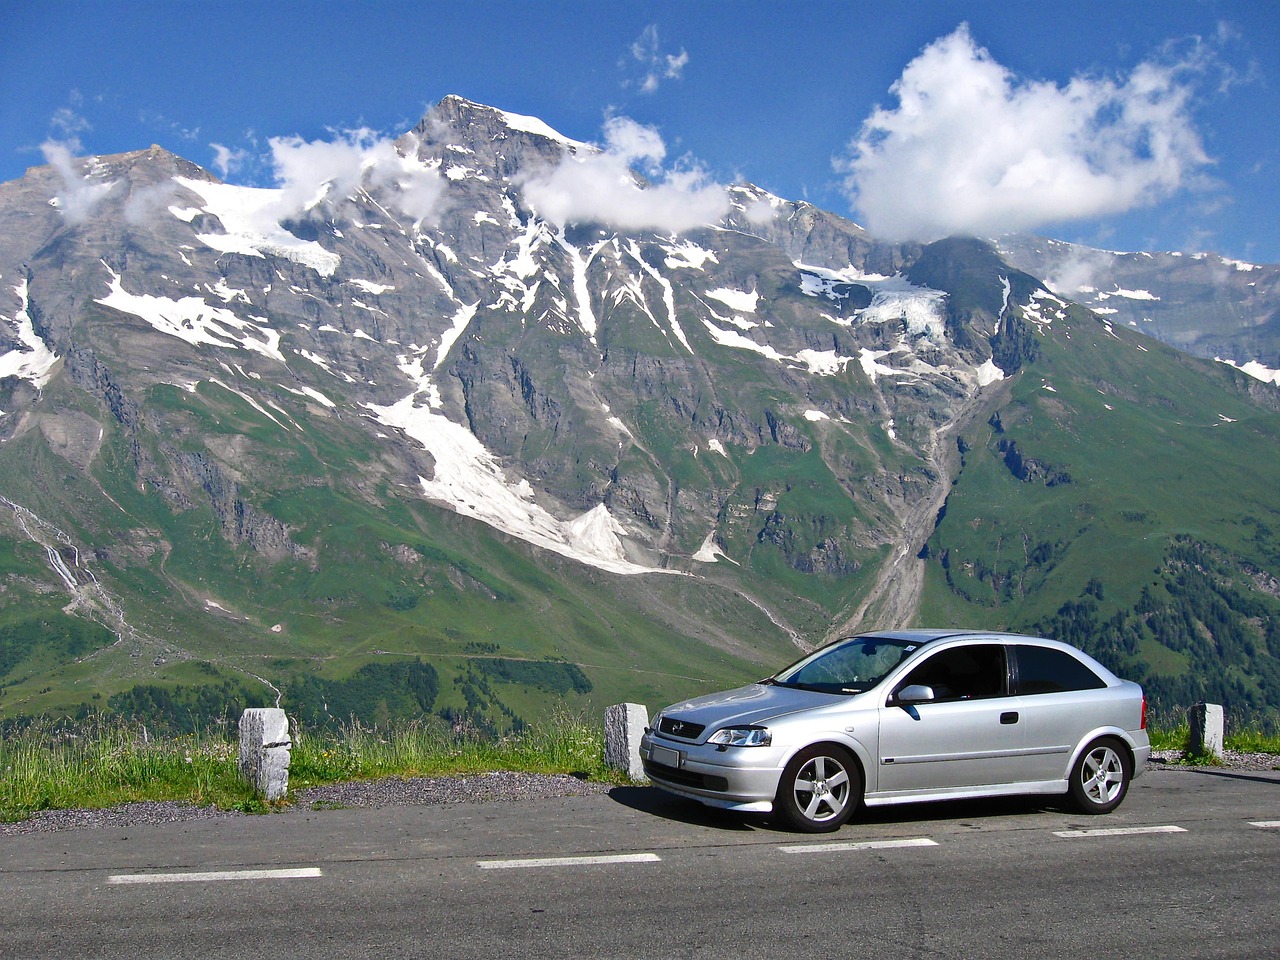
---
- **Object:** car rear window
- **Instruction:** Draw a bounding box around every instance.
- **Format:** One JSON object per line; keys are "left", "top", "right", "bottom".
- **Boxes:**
{"left": 1014, "top": 645, "right": 1107, "bottom": 694}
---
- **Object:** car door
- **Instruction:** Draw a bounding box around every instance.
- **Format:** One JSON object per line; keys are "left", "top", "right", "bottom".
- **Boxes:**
{"left": 876, "top": 643, "right": 1027, "bottom": 796}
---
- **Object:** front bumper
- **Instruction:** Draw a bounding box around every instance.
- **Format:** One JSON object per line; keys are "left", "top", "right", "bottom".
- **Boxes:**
{"left": 640, "top": 731, "right": 784, "bottom": 812}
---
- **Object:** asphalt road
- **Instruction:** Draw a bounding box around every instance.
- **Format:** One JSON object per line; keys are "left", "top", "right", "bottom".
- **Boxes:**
{"left": 2, "top": 768, "right": 1278, "bottom": 959}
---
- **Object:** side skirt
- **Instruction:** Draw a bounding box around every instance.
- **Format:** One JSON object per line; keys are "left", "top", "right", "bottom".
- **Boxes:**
{"left": 864, "top": 779, "right": 1068, "bottom": 807}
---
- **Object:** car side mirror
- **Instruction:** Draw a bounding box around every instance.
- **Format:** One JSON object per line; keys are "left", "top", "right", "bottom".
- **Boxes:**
{"left": 895, "top": 684, "right": 935, "bottom": 705}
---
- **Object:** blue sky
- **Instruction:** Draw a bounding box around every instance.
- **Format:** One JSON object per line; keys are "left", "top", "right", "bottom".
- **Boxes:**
{"left": 4, "top": 0, "right": 1277, "bottom": 262}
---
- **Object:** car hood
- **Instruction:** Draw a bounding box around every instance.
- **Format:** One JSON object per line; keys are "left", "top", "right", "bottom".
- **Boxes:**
{"left": 658, "top": 683, "right": 843, "bottom": 734}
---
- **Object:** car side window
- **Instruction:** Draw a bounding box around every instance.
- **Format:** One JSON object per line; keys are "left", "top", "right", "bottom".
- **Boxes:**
{"left": 897, "top": 644, "right": 1007, "bottom": 701}
{"left": 1014, "top": 645, "right": 1107, "bottom": 694}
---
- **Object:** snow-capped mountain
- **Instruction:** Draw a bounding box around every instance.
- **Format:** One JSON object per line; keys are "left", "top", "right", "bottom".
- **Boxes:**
{"left": 1, "top": 96, "right": 1278, "bottom": 728}
{"left": 997, "top": 235, "right": 1280, "bottom": 385}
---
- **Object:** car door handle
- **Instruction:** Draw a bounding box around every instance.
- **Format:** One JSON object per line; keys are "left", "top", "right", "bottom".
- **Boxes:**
{"left": 1000, "top": 711, "right": 1019, "bottom": 725}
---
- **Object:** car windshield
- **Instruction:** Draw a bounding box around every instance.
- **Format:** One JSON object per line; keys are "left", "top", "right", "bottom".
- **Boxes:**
{"left": 771, "top": 636, "right": 921, "bottom": 694}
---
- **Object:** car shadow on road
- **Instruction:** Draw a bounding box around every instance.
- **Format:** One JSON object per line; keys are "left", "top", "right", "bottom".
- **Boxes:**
{"left": 1187, "top": 768, "right": 1280, "bottom": 788}
{"left": 608, "top": 784, "right": 1064, "bottom": 834}
{"left": 607, "top": 786, "right": 769, "bottom": 832}
{"left": 854, "top": 794, "right": 1065, "bottom": 826}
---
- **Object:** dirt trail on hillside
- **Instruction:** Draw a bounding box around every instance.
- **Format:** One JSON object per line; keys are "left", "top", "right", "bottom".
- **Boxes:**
{"left": 828, "top": 383, "right": 1007, "bottom": 640}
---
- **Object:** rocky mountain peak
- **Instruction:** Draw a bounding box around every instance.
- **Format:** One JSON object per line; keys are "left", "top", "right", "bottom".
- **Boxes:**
{"left": 407, "top": 95, "right": 586, "bottom": 183}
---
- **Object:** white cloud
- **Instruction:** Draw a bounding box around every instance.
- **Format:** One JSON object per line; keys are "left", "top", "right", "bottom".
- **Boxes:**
{"left": 40, "top": 103, "right": 117, "bottom": 225}
{"left": 42, "top": 139, "right": 117, "bottom": 225}
{"left": 519, "top": 116, "right": 729, "bottom": 234}
{"left": 624, "top": 24, "right": 689, "bottom": 94}
{"left": 1038, "top": 245, "right": 1113, "bottom": 296}
{"left": 264, "top": 128, "right": 446, "bottom": 227}
{"left": 840, "top": 24, "right": 1212, "bottom": 242}
{"left": 210, "top": 143, "right": 247, "bottom": 179}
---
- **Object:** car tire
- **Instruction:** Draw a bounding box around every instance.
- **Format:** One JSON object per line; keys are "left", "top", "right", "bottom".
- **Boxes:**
{"left": 774, "top": 744, "right": 862, "bottom": 833}
{"left": 1067, "top": 737, "right": 1132, "bottom": 814}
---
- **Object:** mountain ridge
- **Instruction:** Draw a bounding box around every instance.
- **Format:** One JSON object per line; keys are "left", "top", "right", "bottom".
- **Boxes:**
{"left": 1, "top": 96, "right": 1278, "bottom": 730}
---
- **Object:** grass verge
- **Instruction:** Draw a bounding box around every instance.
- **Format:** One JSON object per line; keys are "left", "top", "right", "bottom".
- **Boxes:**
{"left": 6, "top": 712, "right": 1277, "bottom": 823}
{"left": 1147, "top": 716, "right": 1280, "bottom": 764}
{"left": 1, "top": 712, "right": 610, "bottom": 823}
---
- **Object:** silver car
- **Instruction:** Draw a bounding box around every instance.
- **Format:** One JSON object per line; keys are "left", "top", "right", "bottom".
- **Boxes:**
{"left": 640, "top": 629, "right": 1150, "bottom": 832}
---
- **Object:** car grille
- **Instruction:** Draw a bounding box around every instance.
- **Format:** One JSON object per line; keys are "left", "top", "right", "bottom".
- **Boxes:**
{"left": 643, "top": 760, "right": 728, "bottom": 793}
{"left": 658, "top": 716, "right": 705, "bottom": 740}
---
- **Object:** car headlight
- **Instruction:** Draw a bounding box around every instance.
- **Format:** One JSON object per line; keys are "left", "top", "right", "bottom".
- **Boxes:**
{"left": 647, "top": 714, "right": 663, "bottom": 735}
{"left": 707, "top": 726, "right": 772, "bottom": 747}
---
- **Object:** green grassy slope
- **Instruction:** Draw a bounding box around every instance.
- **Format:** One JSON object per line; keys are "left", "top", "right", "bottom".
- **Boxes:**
{"left": 918, "top": 302, "right": 1280, "bottom": 717}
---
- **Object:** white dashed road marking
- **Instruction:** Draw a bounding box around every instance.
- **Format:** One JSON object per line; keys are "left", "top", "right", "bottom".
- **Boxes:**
{"left": 1249, "top": 821, "right": 1280, "bottom": 828}
{"left": 1054, "top": 825, "right": 1187, "bottom": 839}
{"left": 476, "top": 853, "right": 662, "bottom": 870}
{"left": 108, "top": 867, "right": 323, "bottom": 885}
{"left": 780, "top": 837, "right": 939, "bottom": 854}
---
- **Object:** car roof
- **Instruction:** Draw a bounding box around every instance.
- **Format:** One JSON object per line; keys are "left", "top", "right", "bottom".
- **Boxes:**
{"left": 856, "top": 629, "right": 1048, "bottom": 644}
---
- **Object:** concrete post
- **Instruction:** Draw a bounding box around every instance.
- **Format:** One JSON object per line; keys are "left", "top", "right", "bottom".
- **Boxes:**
{"left": 605, "top": 702, "right": 649, "bottom": 781}
{"left": 1189, "top": 702, "right": 1224, "bottom": 759}
{"left": 239, "top": 708, "right": 292, "bottom": 801}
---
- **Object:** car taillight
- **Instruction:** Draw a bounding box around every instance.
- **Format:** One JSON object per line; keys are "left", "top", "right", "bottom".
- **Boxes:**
{"left": 1140, "top": 696, "right": 1148, "bottom": 730}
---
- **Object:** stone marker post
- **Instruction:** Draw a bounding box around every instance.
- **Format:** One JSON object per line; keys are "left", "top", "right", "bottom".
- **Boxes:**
{"left": 605, "top": 702, "right": 649, "bottom": 781}
{"left": 1189, "top": 702, "right": 1224, "bottom": 759}
{"left": 239, "top": 707, "right": 292, "bottom": 801}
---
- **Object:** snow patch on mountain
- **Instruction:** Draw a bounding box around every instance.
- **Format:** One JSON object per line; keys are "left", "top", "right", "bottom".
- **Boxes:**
{"left": 798, "top": 264, "right": 947, "bottom": 340}
{"left": 699, "top": 315, "right": 856, "bottom": 378}
{"left": 283, "top": 384, "right": 336, "bottom": 408}
{"left": 1023, "top": 289, "right": 1068, "bottom": 326}
{"left": 494, "top": 106, "right": 589, "bottom": 150}
{"left": 1097, "top": 287, "right": 1159, "bottom": 302}
{"left": 96, "top": 265, "right": 286, "bottom": 364}
{"left": 975, "top": 358, "right": 1005, "bottom": 386}
{"left": 370, "top": 343, "right": 670, "bottom": 575}
{"left": 859, "top": 347, "right": 908, "bottom": 382}
{"left": 556, "top": 234, "right": 609, "bottom": 342}
{"left": 366, "top": 385, "right": 673, "bottom": 576}
{"left": 707, "top": 287, "right": 759, "bottom": 313}
{"left": 700, "top": 319, "right": 787, "bottom": 362}
{"left": 624, "top": 241, "right": 691, "bottom": 352}
{"left": 1217, "top": 357, "right": 1280, "bottom": 386}
{"left": 692, "top": 531, "right": 728, "bottom": 563}
{"left": 207, "top": 378, "right": 293, "bottom": 429}
{"left": 434, "top": 301, "right": 479, "bottom": 370}
{"left": 0, "top": 280, "right": 60, "bottom": 390}
{"left": 857, "top": 279, "right": 947, "bottom": 339}
{"left": 349, "top": 279, "right": 395, "bottom": 295}
{"left": 660, "top": 240, "right": 718, "bottom": 271}
{"left": 174, "top": 177, "right": 341, "bottom": 276}
{"left": 795, "top": 350, "right": 853, "bottom": 376}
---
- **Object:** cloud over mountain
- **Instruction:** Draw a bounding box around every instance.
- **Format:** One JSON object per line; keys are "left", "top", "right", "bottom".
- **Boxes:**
{"left": 266, "top": 129, "right": 446, "bottom": 227}
{"left": 519, "top": 116, "right": 729, "bottom": 233}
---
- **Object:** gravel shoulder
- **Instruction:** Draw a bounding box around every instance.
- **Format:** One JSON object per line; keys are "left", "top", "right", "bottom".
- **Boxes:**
{"left": 3, "top": 753, "right": 1276, "bottom": 836}
{"left": 0, "top": 772, "right": 611, "bottom": 836}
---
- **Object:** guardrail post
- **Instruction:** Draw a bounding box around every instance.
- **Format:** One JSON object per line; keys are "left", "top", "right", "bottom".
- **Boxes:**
{"left": 239, "top": 707, "right": 292, "bottom": 801}
{"left": 1189, "top": 702, "right": 1224, "bottom": 759}
{"left": 605, "top": 702, "right": 649, "bottom": 781}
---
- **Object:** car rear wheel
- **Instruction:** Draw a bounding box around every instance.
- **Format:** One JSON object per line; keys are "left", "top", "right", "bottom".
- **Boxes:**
{"left": 1068, "top": 737, "right": 1132, "bottom": 814}
{"left": 774, "top": 745, "right": 861, "bottom": 832}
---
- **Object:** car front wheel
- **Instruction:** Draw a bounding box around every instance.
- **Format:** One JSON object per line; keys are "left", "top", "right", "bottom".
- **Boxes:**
{"left": 1068, "top": 737, "right": 1132, "bottom": 814}
{"left": 774, "top": 744, "right": 861, "bottom": 832}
